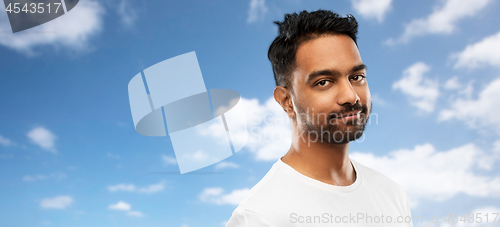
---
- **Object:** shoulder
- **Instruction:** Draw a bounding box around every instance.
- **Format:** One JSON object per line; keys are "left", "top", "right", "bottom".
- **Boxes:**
{"left": 352, "top": 159, "right": 412, "bottom": 219}
{"left": 226, "top": 162, "right": 288, "bottom": 226}
{"left": 352, "top": 159, "right": 408, "bottom": 199}
{"left": 225, "top": 206, "right": 276, "bottom": 227}
{"left": 237, "top": 161, "right": 289, "bottom": 210}
{"left": 232, "top": 159, "right": 308, "bottom": 216}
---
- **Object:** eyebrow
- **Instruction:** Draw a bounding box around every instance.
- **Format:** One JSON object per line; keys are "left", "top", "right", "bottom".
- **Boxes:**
{"left": 305, "top": 64, "right": 367, "bottom": 84}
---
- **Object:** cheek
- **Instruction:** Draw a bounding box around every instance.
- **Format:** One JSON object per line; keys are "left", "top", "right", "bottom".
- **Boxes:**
{"left": 356, "top": 86, "right": 370, "bottom": 101}
{"left": 357, "top": 87, "right": 371, "bottom": 113}
{"left": 309, "top": 93, "right": 340, "bottom": 118}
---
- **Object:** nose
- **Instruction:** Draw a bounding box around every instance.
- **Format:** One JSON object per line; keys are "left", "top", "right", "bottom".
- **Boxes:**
{"left": 337, "top": 78, "right": 360, "bottom": 106}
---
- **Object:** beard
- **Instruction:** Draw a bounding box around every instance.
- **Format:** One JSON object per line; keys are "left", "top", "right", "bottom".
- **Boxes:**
{"left": 294, "top": 99, "right": 372, "bottom": 145}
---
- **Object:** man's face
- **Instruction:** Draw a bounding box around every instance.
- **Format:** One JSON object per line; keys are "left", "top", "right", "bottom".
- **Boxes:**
{"left": 290, "top": 34, "right": 372, "bottom": 144}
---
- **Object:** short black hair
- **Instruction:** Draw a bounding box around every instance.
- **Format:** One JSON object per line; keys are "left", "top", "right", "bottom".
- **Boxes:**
{"left": 268, "top": 10, "right": 358, "bottom": 91}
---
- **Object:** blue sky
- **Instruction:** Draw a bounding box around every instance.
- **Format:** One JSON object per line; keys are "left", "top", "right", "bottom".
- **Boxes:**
{"left": 1, "top": 0, "right": 500, "bottom": 226}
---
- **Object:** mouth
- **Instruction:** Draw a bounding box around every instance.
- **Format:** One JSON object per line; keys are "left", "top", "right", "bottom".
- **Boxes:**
{"left": 337, "top": 110, "right": 361, "bottom": 119}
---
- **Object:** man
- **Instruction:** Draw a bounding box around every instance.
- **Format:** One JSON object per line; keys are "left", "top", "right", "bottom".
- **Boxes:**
{"left": 226, "top": 10, "right": 412, "bottom": 227}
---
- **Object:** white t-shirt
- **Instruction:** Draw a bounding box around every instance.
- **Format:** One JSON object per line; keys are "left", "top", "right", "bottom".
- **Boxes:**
{"left": 226, "top": 157, "right": 413, "bottom": 227}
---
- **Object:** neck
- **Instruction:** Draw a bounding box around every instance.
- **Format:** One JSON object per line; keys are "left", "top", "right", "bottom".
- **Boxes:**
{"left": 281, "top": 124, "right": 356, "bottom": 186}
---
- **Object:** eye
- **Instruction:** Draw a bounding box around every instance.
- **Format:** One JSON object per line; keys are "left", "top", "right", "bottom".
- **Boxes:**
{"left": 350, "top": 75, "right": 366, "bottom": 82}
{"left": 316, "top": 80, "right": 331, "bottom": 87}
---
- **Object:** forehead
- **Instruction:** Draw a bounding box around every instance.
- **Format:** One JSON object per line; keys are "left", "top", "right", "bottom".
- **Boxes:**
{"left": 292, "top": 34, "right": 363, "bottom": 83}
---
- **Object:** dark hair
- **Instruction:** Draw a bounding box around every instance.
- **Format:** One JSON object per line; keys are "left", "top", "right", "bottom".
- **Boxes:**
{"left": 268, "top": 10, "right": 358, "bottom": 91}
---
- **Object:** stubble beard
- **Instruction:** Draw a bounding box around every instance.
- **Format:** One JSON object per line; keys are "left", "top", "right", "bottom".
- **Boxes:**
{"left": 294, "top": 98, "right": 372, "bottom": 145}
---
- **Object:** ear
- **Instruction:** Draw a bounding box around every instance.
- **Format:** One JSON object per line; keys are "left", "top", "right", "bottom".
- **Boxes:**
{"left": 274, "top": 86, "right": 295, "bottom": 120}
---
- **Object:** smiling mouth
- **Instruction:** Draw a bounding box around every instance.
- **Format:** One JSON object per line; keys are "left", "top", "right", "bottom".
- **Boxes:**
{"left": 337, "top": 110, "right": 361, "bottom": 119}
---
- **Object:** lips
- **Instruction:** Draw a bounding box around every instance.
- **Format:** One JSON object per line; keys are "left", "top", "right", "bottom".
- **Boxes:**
{"left": 337, "top": 110, "right": 361, "bottom": 119}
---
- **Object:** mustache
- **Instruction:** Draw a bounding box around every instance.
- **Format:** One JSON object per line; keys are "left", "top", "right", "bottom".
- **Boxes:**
{"left": 328, "top": 103, "right": 366, "bottom": 119}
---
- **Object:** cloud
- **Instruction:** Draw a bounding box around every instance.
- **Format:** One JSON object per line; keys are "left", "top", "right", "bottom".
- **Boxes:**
{"left": 107, "top": 181, "right": 165, "bottom": 194}
{"left": 0, "top": 135, "right": 14, "bottom": 147}
{"left": 387, "top": 0, "right": 492, "bottom": 44}
{"left": 107, "top": 184, "right": 136, "bottom": 192}
{"left": 214, "top": 161, "right": 239, "bottom": 169}
{"left": 161, "top": 155, "right": 177, "bottom": 165}
{"left": 40, "top": 196, "right": 73, "bottom": 209}
{"left": 27, "top": 127, "right": 57, "bottom": 153}
{"left": 439, "top": 76, "right": 500, "bottom": 134}
{"left": 457, "top": 206, "right": 500, "bottom": 227}
{"left": 443, "top": 76, "right": 462, "bottom": 90}
{"left": 494, "top": 140, "right": 500, "bottom": 153}
{"left": 351, "top": 0, "right": 392, "bottom": 22}
{"left": 137, "top": 181, "right": 164, "bottom": 194}
{"left": 168, "top": 96, "right": 289, "bottom": 162}
{"left": 199, "top": 187, "right": 250, "bottom": 206}
{"left": 0, "top": 0, "right": 105, "bottom": 55}
{"left": 351, "top": 142, "right": 500, "bottom": 208}
{"left": 452, "top": 31, "right": 500, "bottom": 69}
{"left": 108, "top": 201, "right": 144, "bottom": 217}
{"left": 167, "top": 95, "right": 292, "bottom": 163}
{"left": 108, "top": 201, "right": 131, "bottom": 211}
{"left": 126, "top": 211, "right": 144, "bottom": 217}
{"left": 187, "top": 150, "right": 216, "bottom": 162}
{"left": 117, "top": 0, "right": 137, "bottom": 27}
{"left": 240, "top": 97, "right": 291, "bottom": 161}
{"left": 247, "top": 0, "right": 267, "bottom": 23}
{"left": 393, "top": 62, "right": 439, "bottom": 113}
{"left": 23, "top": 173, "right": 66, "bottom": 182}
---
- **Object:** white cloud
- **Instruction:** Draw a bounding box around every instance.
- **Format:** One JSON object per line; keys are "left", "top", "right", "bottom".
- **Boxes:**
{"left": 393, "top": 62, "right": 439, "bottom": 113}
{"left": 23, "top": 173, "right": 66, "bottom": 182}
{"left": 453, "top": 31, "right": 500, "bottom": 69}
{"left": 40, "top": 196, "right": 73, "bottom": 209}
{"left": 127, "top": 211, "right": 144, "bottom": 217}
{"left": 27, "top": 127, "right": 57, "bottom": 153}
{"left": 494, "top": 140, "right": 500, "bottom": 153}
{"left": 185, "top": 96, "right": 290, "bottom": 162}
{"left": 199, "top": 187, "right": 250, "bottom": 206}
{"left": 107, "top": 181, "right": 165, "bottom": 194}
{"left": 108, "top": 201, "right": 144, "bottom": 217}
{"left": 0, "top": 0, "right": 105, "bottom": 55}
{"left": 351, "top": 143, "right": 500, "bottom": 208}
{"left": 107, "top": 184, "right": 136, "bottom": 192}
{"left": 457, "top": 206, "right": 500, "bottom": 227}
{"left": 241, "top": 97, "right": 292, "bottom": 161}
{"left": 137, "top": 181, "right": 164, "bottom": 194}
{"left": 387, "top": 0, "right": 492, "bottom": 44}
{"left": 247, "top": 0, "right": 267, "bottom": 23}
{"left": 117, "top": 0, "right": 137, "bottom": 27}
{"left": 0, "top": 135, "right": 14, "bottom": 147}
{"left": 444, "top": 76, "right": 462, "bottom": 90}
{"left": 214, "top": 161, "right": 239, "bottom": 169}
{"left": 108, "top": 201, "right": 131, "bottom": 211}
{"left": 439, "top": 76, "right": 500, "bottom": 134}
{"left": 351, "top": 0, "right": 392, "bottom": 22}
{"left": 191, "top": 150, "right": 213, "bottom": 162}
{"left": 161, "top": 155, "right": 177, "bottom": 165}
